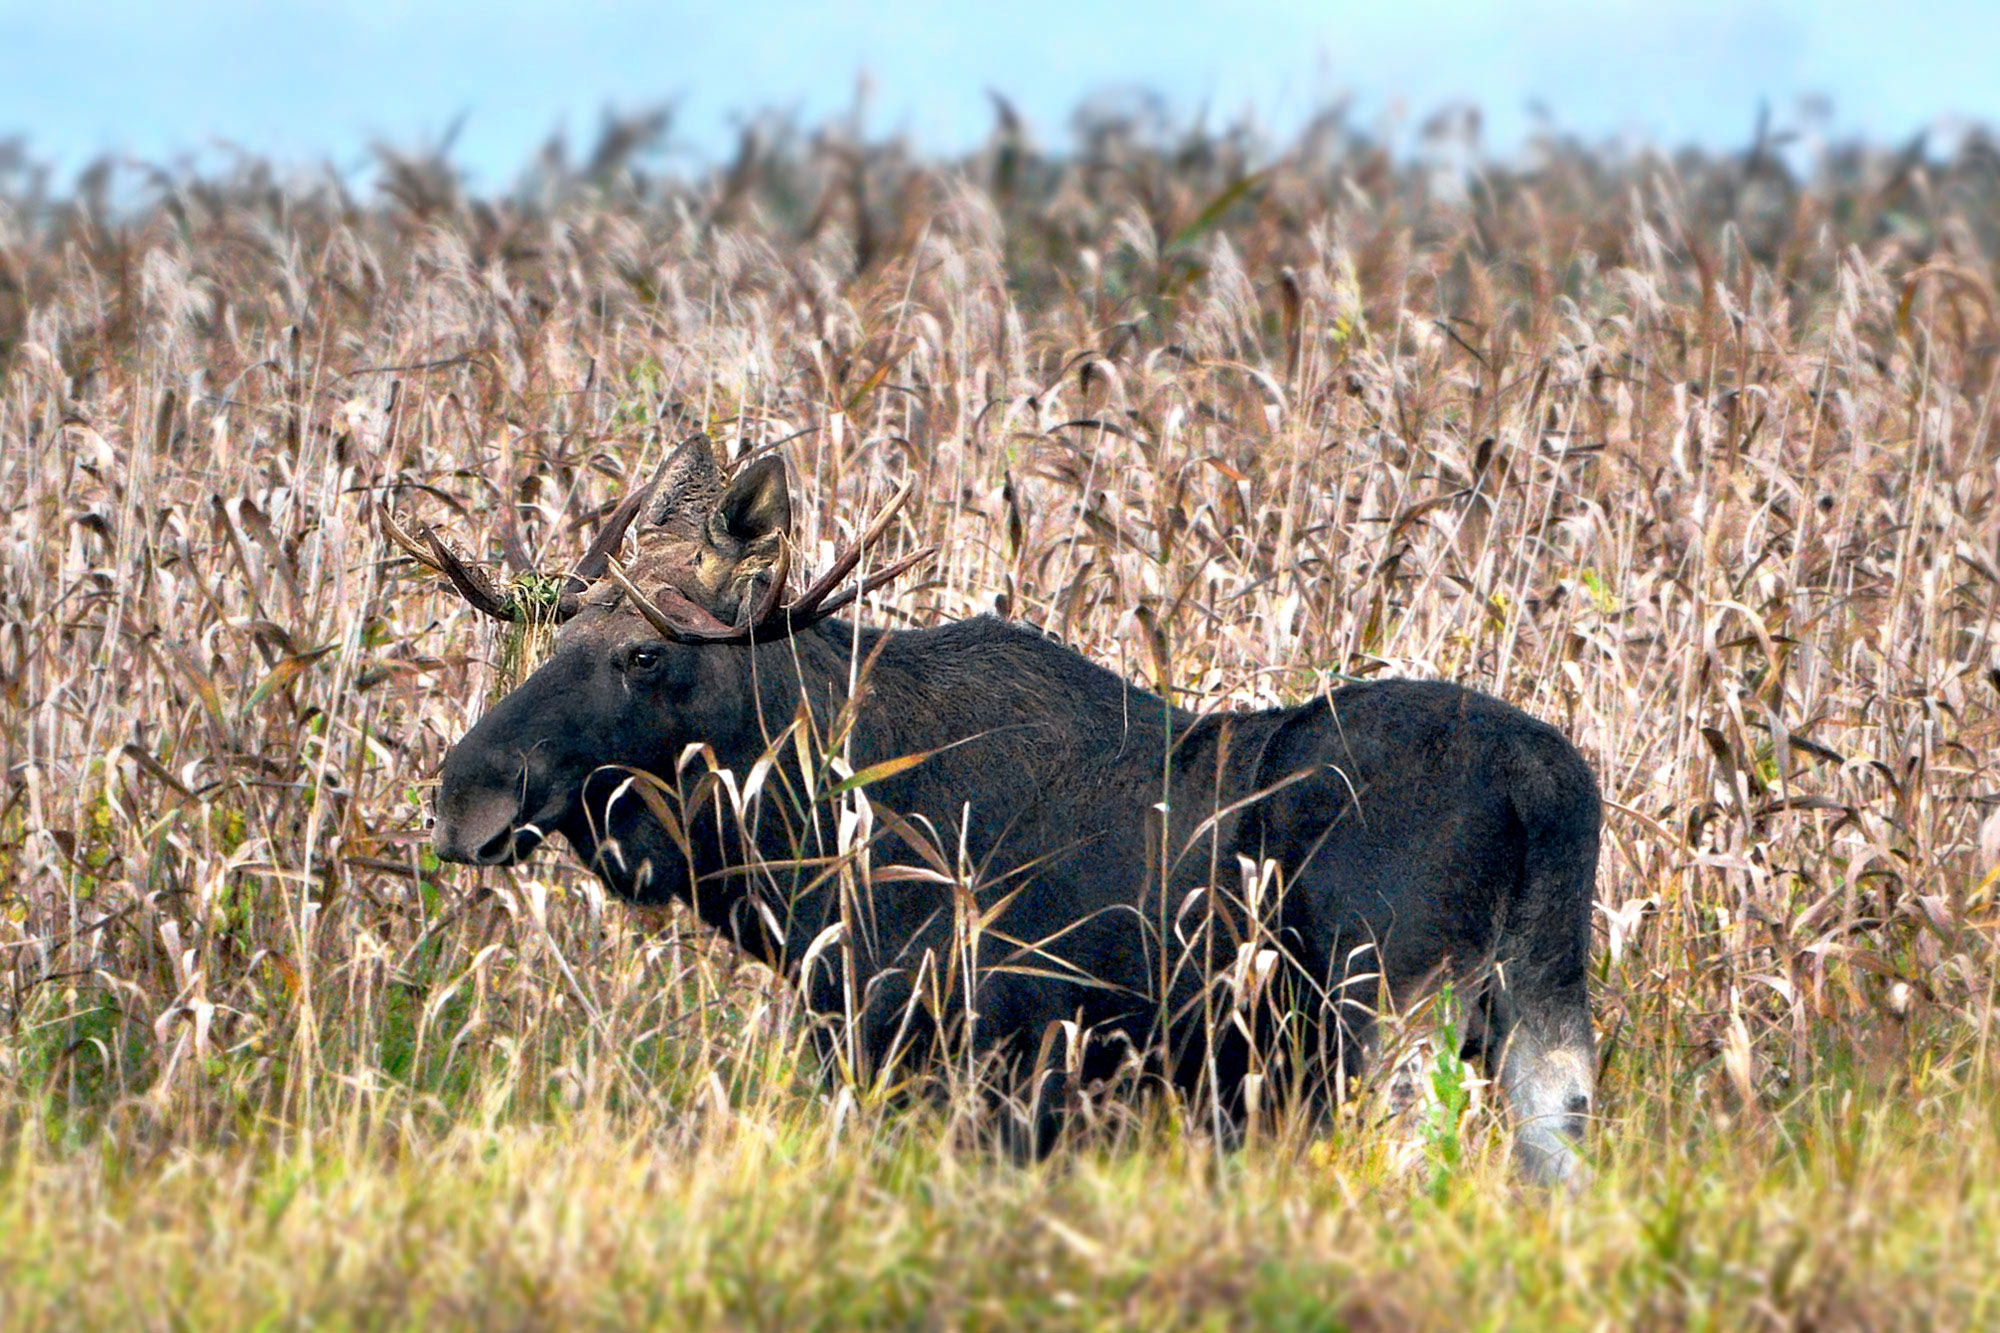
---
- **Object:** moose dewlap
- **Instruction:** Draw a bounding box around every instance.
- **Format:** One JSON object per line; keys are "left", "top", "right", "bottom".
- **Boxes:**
{"left": 430, "top": 434, "right": 1601, "bottom": 1183}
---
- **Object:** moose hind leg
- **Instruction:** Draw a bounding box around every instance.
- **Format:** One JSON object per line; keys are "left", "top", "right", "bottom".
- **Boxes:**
{"left": 1495, "top": 979, "right": 1594, "bottom": 1185}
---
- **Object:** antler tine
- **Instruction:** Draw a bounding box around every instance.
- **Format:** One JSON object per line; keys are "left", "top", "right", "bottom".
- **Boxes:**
{"left": 747, "top": 536, "right": 792, "bottom": 629}
{"left": 566, "top": 450, "right": 685, "bottom": 597}
{"left": 856, "top": 473, "right": 918, "bottom": 555}
{"left": 604, "top": 557, "right": 741, "bottom": 642}
{"left": 424, "top": 530, "right": 519, "bottom": 621}
{"left": 605, "top": 558, "right": 683, "bottom": 640}
{"left": 566, "top": 486, "right": 650, "bottom": 595}
{"left": 378, "top": 503, "right": 447, "bottom": 573}
{"left": 380, "top": 501, "right": 518, "bottom": 621}
{"left": 780, "top": 475, "right": 917, "bottom": 627}
{"left": 794, "top": 545, "right": 939, "bottom": 624}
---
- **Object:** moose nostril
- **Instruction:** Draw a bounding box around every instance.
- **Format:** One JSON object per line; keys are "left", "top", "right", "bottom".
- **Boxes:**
{"left": 473, "top": 825, "right": 518, "bottom": 865}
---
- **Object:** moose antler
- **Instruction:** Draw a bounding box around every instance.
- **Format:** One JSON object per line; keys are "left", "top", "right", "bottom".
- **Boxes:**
{"left": 389, "top": 450, "right": 935, "bottom": 641}
{"left": 379, "top": 455, "right": 671, "bottom": 623}
{"left": 780, "top": 475, "right": 917, "bottom": 627}
{"left": 606, "top": 476, "right": 937, "bottom": 644}
{"left": 378, "top": 504, "right": 518, "bottom": 621}
{"left": 556, "top": 474, "right": 666, "bottom": 617}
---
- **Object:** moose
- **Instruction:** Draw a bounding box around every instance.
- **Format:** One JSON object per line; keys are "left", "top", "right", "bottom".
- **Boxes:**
{"left": 421, "top": 434, "right": 1601, "bottom": 1182}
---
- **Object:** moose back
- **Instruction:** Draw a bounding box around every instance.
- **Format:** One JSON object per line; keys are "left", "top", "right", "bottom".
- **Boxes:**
{"left": 428, "top": 435, "right": 1601, "bottom": 1181}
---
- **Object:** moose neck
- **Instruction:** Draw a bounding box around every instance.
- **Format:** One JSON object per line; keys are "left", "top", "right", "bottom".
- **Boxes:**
{"left": 664, "top": 615, "right": 900, "bottom": 974}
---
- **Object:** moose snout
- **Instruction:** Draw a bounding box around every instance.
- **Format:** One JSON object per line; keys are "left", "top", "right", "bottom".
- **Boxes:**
{"left": 433, "top": 741, "right": 558, "bottom": 866}
{"left": 432, "top": 780, "right": 530, "bottom": 865}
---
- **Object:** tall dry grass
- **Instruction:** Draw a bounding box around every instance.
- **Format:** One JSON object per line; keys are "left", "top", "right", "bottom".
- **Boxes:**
{"left": 2, "top": 106, "right": 1999, "bottom": 1327}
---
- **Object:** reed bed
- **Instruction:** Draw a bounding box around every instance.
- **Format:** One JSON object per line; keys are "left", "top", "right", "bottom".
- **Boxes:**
{"left": 2, "top": 105, "right": 1998, "bottom": 1327}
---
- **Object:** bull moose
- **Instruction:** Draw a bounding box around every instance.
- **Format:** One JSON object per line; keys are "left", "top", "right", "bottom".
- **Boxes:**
{"left": 420, "top": 434, "right": 1601, "bottom": 1182}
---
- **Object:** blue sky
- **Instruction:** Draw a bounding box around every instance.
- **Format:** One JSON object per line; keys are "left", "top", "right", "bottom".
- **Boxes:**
{"left": 0, "top": 1, "right": 1989, "bottom": 189}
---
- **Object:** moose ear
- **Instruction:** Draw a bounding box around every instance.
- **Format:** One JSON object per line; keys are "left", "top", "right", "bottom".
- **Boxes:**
{"left": 647, "top": 433, "right": 725, "bottom": 531}
{"left": 712, "top": 456, "right": 792, "bottom": 549}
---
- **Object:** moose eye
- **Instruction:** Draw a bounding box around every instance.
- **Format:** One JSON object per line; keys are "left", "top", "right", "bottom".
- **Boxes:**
{"left": 627, "top": 646, "right": 665, "bottom": 674}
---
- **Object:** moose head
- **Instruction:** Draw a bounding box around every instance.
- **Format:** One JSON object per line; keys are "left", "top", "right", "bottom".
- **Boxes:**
{"left": 411, "top": 434, "right": 930, "bottom": 900}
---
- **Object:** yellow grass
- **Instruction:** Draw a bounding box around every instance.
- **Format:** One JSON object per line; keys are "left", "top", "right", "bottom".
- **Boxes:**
{"left": 2, "top": 108, "right": 1998, "bottom": 1327}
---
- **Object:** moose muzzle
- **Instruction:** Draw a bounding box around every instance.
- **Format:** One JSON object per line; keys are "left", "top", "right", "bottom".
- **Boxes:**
{"left": 432, "top": 742, "right": 562, "bottom": 866}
